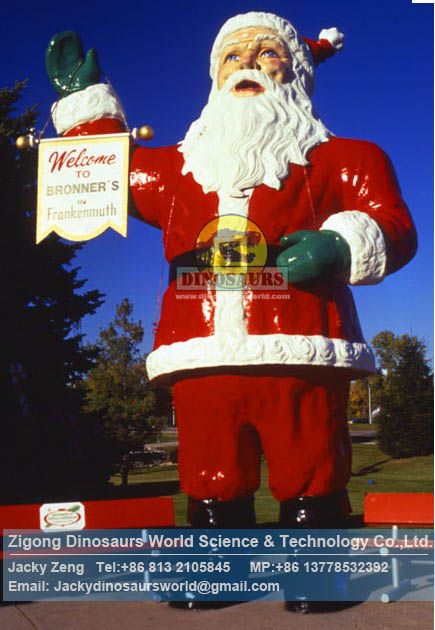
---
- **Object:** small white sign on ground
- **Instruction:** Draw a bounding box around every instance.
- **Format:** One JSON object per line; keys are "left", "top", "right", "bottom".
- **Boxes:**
{"left": 39, "top": 501, "right": 86, "bottom": 531}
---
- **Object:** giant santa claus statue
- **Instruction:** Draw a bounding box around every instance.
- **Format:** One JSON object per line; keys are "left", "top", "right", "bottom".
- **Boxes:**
{"left": 46, "top": 10, "right": 416, "bottom": 543}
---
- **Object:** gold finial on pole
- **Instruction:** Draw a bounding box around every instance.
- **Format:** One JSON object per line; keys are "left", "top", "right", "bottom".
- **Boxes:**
{"left": 16, "top": 132, "right": 37, "bottom": 150}
{"left": 131, "top": 125, "right": 154, "bottom": 141}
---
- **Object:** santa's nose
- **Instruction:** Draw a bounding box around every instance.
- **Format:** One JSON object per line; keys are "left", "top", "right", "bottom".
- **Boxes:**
{"left": 238, "top": 51, "right": 260, "bottom": 70}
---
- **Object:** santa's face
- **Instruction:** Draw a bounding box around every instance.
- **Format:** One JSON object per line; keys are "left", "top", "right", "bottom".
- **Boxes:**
{"left": 217, "top": 27, "right": 292, "bottom": 94}
{"left": 179, "top": 23, "right": 330, "bottom": 195}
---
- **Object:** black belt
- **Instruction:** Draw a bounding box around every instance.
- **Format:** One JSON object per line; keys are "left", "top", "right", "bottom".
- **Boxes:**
{"left": 169, "top": 245, "right": 283, "bottom": 284}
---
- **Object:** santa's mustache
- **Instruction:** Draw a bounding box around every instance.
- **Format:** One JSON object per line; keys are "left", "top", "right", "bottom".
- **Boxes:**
{"left": 218, "top": 69, "right": 283, "bottom": 97}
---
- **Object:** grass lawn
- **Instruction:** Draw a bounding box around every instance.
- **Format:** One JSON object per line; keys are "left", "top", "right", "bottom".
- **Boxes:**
{"left": 348, "top": 444, "right": 433, "bottom": 514}
{"left": 348, "top": 422, "right": 378, "bottom": 432}
{"left": 155, "top": 434, "right": 179, "bottom": 444}
{"left": 110, "top": 444, "right": 433, "bottom": 526}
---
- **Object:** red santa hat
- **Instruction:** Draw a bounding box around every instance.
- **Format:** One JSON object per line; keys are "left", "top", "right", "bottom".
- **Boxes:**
{"left": 209, "top": 12, "right": 344, "bottom": 93}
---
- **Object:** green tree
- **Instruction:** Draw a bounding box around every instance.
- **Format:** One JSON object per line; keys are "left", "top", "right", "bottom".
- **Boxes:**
{"left": 372, "top": 331, "right": 433, "bottom": 458}
{"left": 84, "top": 299, "right": 169, "bottom": 461}
{"left": 348, "top": 373, "right": 383, "bottom": 420}
{"left": 1, "top": 81, "right": 104, "bottom": 411}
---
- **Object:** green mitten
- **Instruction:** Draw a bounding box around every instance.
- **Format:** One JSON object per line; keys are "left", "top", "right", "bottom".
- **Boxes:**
{"left": 276, "top": 229, "right": 351, "bottom": 284}
{"left": 46, "top": 31, "right": 101, "bottom": 97}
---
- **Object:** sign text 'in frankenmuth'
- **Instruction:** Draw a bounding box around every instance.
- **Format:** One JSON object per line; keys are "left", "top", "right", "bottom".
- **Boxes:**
{"left": 36, "top": 133, "right": 130, "bottom": 243}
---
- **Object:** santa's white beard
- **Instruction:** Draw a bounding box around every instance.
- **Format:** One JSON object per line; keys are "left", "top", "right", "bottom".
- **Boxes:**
{"left": 179, "top": 69, "right": 330, "bottom": 197}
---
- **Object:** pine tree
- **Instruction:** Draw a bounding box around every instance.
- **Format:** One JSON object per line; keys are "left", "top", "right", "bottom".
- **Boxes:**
{"left": 1, "top": 81, "right": 104, "bottom": 409}
{"left": 1, "top": 81, "right": 106, "bottom": 501}
{"left": 84, "top": 299, "right": 169, "bottom": 457}
{"left": 373, "top": 331, "right": 434, "bottom": 458}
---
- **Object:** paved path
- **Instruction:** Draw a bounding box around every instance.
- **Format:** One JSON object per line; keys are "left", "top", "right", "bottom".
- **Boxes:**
{"left": 147, "top": 432, "right": 376, "bottom": 450}
{"left": 146, "top": 442, "right": 178, "bottom": 448}
{"left": 1, "top": 600, "right": 432, "bottom": 630}
{"left": 349, "top": 430, "right": 377, "bottom": 439}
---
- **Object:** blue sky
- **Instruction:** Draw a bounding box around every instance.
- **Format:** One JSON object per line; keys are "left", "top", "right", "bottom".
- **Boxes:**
{"left": 3, "top": 0, "right": 433, "bottom": 359}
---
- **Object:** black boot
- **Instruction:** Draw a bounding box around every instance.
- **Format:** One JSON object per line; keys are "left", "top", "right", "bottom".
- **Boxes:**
{"left": 279, "top": 491, "right": 352, "bottom": 613}
{"left": 188, "top": 496, "right": 256, "bottom": 528}
{"left": 279, "top": 491, "right": 350, "bottom": 529}
{"left": 169, "top": 496, "right": 256, "bottom": 610}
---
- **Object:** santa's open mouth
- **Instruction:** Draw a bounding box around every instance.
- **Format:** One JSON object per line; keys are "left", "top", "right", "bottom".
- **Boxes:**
{"left": 233, "top": 80, "right": 265, "bottom": 95}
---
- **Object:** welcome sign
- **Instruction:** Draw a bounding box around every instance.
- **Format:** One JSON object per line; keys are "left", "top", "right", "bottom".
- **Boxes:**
{"left": 36, "top": 133, "right": 130, "bottom": 243}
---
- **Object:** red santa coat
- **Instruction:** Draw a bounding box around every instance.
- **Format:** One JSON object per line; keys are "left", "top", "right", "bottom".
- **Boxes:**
{"left": 56, "top": 84, "right": 417, "bottom": 384}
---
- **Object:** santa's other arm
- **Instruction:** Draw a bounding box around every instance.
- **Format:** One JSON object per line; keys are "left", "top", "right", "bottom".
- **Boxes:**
{"left": 320, "top": 140, "right": 417, "bottom": 283}
{"left": 277, "top": 139, "right": 417, "bottom": 286}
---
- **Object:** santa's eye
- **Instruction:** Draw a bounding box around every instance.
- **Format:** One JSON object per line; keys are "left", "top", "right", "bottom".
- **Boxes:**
{"left": 224, "top": 52, "right": 240, "bottom": 63}
{"left": 260, "top": 49, "right": 279, "bottom": 58}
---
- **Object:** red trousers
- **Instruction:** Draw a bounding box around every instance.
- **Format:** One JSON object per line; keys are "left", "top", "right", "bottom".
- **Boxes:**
{"left": 172, "top": 368, "right": 352, "bottom": 502}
